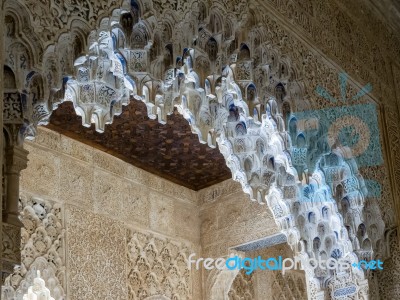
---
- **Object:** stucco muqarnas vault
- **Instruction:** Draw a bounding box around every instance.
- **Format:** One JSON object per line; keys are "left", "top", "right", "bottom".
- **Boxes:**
{"left": 1, "top": 0, "right": 400, "bottom": 299}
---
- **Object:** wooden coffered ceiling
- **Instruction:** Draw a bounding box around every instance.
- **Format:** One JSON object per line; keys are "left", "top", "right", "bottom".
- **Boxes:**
{"left": 47, "top": 99, "right": 231, "bottom": 190}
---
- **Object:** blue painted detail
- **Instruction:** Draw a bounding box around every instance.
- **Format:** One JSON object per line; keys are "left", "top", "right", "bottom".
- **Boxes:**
{"left": 233, "top": 234, "right": 287, "bottom": 252}
{"left": 331, "top": 248, "right": 342, "bottom": 259}
{"left": 364, "top": 179, "right": 382, "bottom": 198}
{"left": 292, "top": 103, "right": 383, "bottom": 167}
{"left": 115, "top": 52, "right": 127, "bottom": 74}
{"left": 339, "top": 72, "right": 348, "bottom": 102}
{"left": 352, "top": 83, "right": 372, "bottom": 101}
{"left": 111, "top": 32, "right": 117, "bottom": 49}
{"left": 315, "top": 72, "right": 372, "bottom": 104}
{"left": 333, "top": 285, "right": 357, "bottom": 297}
{"left": 26, "top": 71, "right": 36, "bottom": 83}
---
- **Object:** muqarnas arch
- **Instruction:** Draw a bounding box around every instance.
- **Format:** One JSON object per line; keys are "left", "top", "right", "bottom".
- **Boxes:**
{"left": 2, "top": 0, "right": 394, "bottom": 298}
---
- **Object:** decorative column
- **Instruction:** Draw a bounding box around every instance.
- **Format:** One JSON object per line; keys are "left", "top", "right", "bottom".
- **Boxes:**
{"left": 1, "top": 0, "right": 5, "bottom": 286}
{"left": 2, "top": 90, "right": 28, "bottom": 280}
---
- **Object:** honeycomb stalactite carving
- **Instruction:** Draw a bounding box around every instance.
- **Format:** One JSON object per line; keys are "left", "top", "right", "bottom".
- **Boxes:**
{"left": 22, "top": 271, "right": 55, "bottom": 300}
{"left": 1, "top": 196, "right": 65, "bottom": 300}
{"left": 3, "top": 0, "right": 400, "bottom": 298}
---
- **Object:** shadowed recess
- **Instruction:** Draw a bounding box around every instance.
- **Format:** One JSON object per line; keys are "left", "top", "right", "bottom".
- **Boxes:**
{"left": 47, "top": 99, "right": 231, "bottom": 190}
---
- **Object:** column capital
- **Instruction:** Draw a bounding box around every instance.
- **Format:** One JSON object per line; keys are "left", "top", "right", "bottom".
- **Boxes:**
{"left": 4, "top": 144, "right": 29, "bottom": 174}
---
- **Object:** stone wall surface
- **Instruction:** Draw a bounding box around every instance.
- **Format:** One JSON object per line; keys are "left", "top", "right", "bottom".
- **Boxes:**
{"left": 2, "top": 127, "right": 283, "bottom": 299}
{"left": 2, "top": 125, "right": 399, "bottom": 299}
{"left": 2, "top": 0, "right": 400, "bottom": 298}
{"left": 199, "top": 181, "right": 280, "bottom": 259}
{"left": 228, "top": 244, "right": 307, "bottom": 300}
{"left": 3, "top": 127, "right": 204, "bottom": 299}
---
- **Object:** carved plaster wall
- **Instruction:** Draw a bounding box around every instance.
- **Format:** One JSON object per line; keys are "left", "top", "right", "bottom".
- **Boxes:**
{"left": 2, "top": 4, "right": 391, "bottom": 296}
{"left": 66, "top": 206, "right": 128, "bottom": 299}
{"left": 375, "top": 229, "right": 400, "bottom": 299}
{"left": 2, "top": 195, "right": 64, "bottom": 300}
{"left": 228, "top": 269, "right": 255, "bottom": 300}
{"left": 126, "top": 229, "right": 194, "bottom": 299}
{"left": 2, "top": 127, "right": 202, "bottom": 299}
{"left": 1, "top": 124, "right": 399, "bottom": 299}
{"left": 18, "top": 127, "right": 199, "bottom": 242}
{"left": 2, "top": 0, "right": 400, "bottom": 298}
{"left": 1, "top": 127, "right": 289, "bottom": 299}
{"left": 199, "top": 180, "right": 280, "bottom": 259}
{"left": 253, "top": 244, "right": 308, "bottom": 300}
{"left": 227, "top": 243, "right": 308, "bottom": 300}
{"left": 198, "top": 180, "right": 281, "bottom": 299}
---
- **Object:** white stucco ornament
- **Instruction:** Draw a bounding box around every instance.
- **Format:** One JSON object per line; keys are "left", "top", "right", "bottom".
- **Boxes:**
{"left": 23, "top": 271, "right": 55, "bottom": 300}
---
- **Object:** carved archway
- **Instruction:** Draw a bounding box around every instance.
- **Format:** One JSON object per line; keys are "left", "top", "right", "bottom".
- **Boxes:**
{"left": 2, "top": 0, "right": 397, "bottom": 299}
{"left": 207, "top": 268, "right": 239, "bottom": 300}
